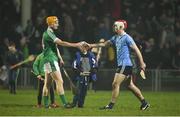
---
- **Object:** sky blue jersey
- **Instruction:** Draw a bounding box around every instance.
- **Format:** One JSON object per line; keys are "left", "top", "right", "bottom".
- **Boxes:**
{"left": 109, "top": 33, "right": 135, "bottom": 66}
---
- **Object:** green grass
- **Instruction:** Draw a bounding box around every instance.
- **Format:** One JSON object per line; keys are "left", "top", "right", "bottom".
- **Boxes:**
{"left": 0, "top": 89, "right": 180, "bottom": 116}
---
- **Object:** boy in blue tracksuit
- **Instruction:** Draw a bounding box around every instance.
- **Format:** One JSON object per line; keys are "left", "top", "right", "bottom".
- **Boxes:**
{"left": 71, "top": 47, "right": 98, "bottom": 108}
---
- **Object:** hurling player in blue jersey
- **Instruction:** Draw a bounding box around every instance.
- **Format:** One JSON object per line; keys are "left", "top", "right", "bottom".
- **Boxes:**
{"left": 89, "top": 20, "right": 150, "bottom": 110}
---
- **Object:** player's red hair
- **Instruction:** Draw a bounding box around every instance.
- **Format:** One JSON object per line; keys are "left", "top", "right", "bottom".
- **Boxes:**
{"left": 116, "top": 20, "right": 128, "bottom": 29}
{"left": 46, "top": 16, "right": 58, "bottom": 26}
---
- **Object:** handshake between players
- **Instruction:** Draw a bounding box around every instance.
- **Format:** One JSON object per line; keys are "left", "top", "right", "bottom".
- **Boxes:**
{"left": 79, "top": 39, "right": 105, "bottom": 52}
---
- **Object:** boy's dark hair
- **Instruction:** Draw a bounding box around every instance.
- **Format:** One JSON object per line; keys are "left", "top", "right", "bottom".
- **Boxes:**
{"left": 9, "top": 41, "right": 16, "bottom": 47}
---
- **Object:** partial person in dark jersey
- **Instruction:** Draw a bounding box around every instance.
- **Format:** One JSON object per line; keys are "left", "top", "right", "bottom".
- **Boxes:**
{"left": 32, "top": 52, "right": 60, "bottom": 108}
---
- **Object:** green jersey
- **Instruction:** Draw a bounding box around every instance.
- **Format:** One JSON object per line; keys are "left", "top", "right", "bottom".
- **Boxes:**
{"left": 32, "top": 53, "right": 45, "bottom": 77}
{"left": 42, "top": 27, "right": 59, "bottom": 63}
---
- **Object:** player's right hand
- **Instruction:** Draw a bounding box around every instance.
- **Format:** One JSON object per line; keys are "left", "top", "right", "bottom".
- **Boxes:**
{"left": 37, "top": 75, "right": 44, "bottom": 81}
{"left": 79, "top": 41, "right": 91, "bottom": 50}
{"left": 59, "top": 59, "right": 64, "bottom": 67}
{"left": 140, "top": 62, "right": 146, "bottom": 71}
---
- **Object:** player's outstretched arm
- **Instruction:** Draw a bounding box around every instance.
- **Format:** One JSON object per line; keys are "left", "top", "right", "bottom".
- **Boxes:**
{"left": 90, "top": 40, "right": 111, "bottom": 48}
{"left": 54, "top": 38, "right": 84, "bottom": 50}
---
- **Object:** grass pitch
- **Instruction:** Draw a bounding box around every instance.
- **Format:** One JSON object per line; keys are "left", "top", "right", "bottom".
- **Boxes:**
{"left": 0, "top": 89, "right": 180, "bottom": 116}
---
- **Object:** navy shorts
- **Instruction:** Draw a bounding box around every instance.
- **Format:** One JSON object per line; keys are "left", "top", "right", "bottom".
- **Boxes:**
{"left": 116, "top": 66, "right": 133, "bottom": 76}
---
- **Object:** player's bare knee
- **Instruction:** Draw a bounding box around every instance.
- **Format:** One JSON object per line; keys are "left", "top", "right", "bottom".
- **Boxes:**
{"left": 55, "top": 79, "right": 63, "bottom": 86}
{"left": 128, "top": 83, "right": 134, "bottom": 90}
{"left": 58, "top": 80, "right": 63, "bottom": 86}
{"left": 112, "top": 82, "right": 118, "bottom": 90}
{"left": 43, "top": 87, "right": 48, "bottom": 96}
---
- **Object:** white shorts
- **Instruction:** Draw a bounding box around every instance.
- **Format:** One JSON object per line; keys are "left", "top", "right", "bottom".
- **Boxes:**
{"left": 44, "top": 61, "right": 60, "bottom": 73}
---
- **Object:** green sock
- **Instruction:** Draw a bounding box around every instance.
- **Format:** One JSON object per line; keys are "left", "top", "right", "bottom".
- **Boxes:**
{"left": 43, "top": 96, "right": 49, "bottom": 108}
{"left": 59, "top": 94, "right": 67, "bottom": 106}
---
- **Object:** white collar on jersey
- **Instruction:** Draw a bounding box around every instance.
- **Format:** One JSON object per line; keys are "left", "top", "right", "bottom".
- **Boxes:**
{"left": 117, "top": 31, "right": 126, "bottom": 37}
{"left": 47, "top": 27, "right": 54, "bottom": 32}
{"left": 120, "top": 31, "right": 126, "bottom": 36}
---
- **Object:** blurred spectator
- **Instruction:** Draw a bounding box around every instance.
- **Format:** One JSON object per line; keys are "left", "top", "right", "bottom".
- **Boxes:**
{"left": 159, "top": 25, "right": 176, "bottom": 49}
{"left": 62, "top": 11, "right": 76, "bottom": 60}
{"left": 0, "top": 38, "right": 8, "bottom": 66}
{"left": 144, "top": 38, "right": 159, "bottom": 69}
{"left": 96, "top": 21, "right": 111, "bottom": 40}
{"left": 19, "top": 37, "right": 29, "bottom": 59}
{"left": 5, "top": 41, "right": 23, "bottom": 94}
{"left": 62, "top": 12, "right": 74, "bottom": 42}
{"left": 13, "top": 22, "right": 24, "bottom": 48}
{"left": 85, "top": 7, "right": 98, "bottom": 43}
{"left": 0, "top": 0, "right": 179, "bottom": 69}
{"left": 172, "top": 37, "right": 180, "bottom": 70}
{"left": 24, "top": 20, "right": 35, "bottom": 40}
{"left": 111, "top": 0, "right": 121, "bottom": 19}
{"left": 157, "top": 43, "right": 172, "bottom": 69}
{"left": 0, "top": 38, "right": 9, "bottom": 63}
{"left": 174, "top": 18, "right": 180, "bottom": 35}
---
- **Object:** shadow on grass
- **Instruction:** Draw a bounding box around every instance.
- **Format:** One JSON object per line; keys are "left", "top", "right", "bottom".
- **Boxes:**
{"left": 0, "top": 104, "right": 34, "bottom": 108}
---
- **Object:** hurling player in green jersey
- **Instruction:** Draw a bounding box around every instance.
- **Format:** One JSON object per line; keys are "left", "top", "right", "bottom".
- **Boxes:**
{"left": 32, "top": 53, "right": 60, "bottom": 108}
{"left": 42, "top": 16, "right": 87, "bottom": 108}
